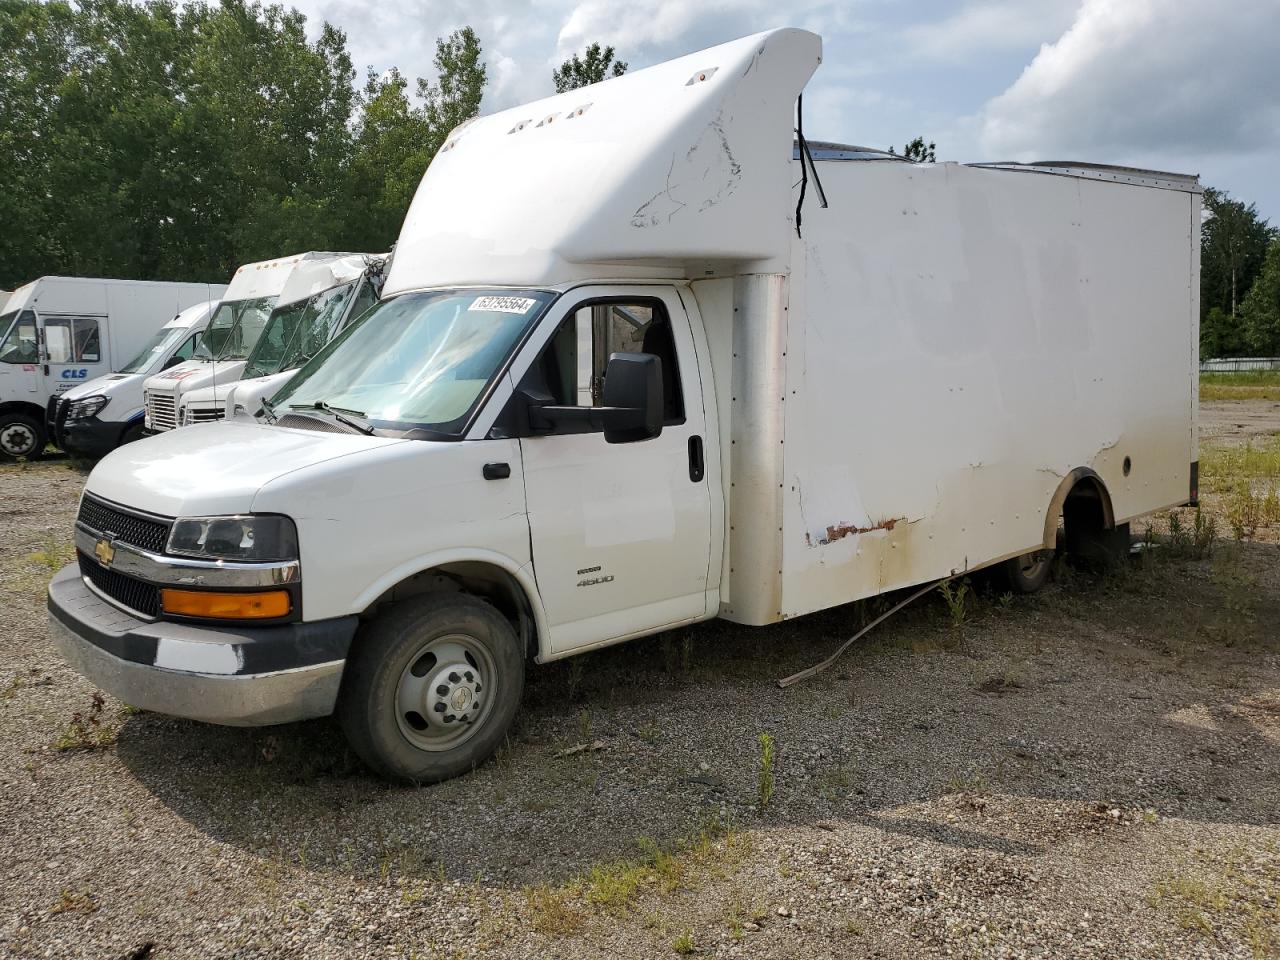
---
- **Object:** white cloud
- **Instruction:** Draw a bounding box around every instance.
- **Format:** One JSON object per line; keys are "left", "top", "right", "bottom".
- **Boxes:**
{"left": 554, "top": 0, "right": 838, "bottom": 63}
{"left": 904, "top": 0, "right": 1077, "bottom": 62}
{"left": 980, "top": 0, "right": 1280, "bottom": 161}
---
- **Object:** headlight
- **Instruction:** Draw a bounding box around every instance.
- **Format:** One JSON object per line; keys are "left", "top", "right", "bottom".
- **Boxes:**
{"left": 66, "top": 395, "right": 108, "bottom": 420}
{"left": 166, "top": 515, "right": 299, "bottom": 561}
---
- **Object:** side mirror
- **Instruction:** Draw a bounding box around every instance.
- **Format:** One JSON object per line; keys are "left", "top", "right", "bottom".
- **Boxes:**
{"left": 524, "top": 352, "right": 663, "bottom": 443}
{"left": 601, "top": 352, "right": 662, "bottom": 444}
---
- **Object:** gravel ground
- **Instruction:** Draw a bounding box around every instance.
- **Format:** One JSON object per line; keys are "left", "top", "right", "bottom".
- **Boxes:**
{"left": 1, "top": 401, "right": 1278, "bottom": 960}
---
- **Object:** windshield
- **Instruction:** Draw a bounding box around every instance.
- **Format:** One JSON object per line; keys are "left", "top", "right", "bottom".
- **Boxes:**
{"left": 119, "top": 325, "right": 193, "bottom": 374}
{"left": 0, "top": 310, "right": 38, "bottom": 364}
{"left": 273, "top": 290, "right": 554, "bottom": 434}
{"left": 243, "top": 280, "right": 358, "bottom": 380}
{"left": 194, "top": 297, "right": 274, "bottom": 360}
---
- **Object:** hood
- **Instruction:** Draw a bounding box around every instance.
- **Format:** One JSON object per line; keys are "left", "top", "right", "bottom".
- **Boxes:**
{"left": 146, "top": 360, "right": 246, "bottom": 396}
{"left": 62, "top": 372, "right": 138, "bottom": 401}
{"left": 85, "top": 420, "right": 407, "bottom": 518}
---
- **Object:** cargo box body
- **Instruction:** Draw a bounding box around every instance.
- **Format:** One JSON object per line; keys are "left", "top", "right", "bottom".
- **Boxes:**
{"left": 701, "top": 158, "right": 1200, "bottom": 624}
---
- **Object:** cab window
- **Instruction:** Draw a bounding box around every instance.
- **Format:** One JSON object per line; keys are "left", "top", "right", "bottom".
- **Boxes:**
{"left": 173, "top": 332, "right": 201, "bottom": 362}
{"left": 0, "top": 310, "right": 38, "bottom": 364}
{"left": 531, "top": 298, "right": 684, "bottom": 427}
{"left": 43, "top": 317, "right": 101, "bottom": 363}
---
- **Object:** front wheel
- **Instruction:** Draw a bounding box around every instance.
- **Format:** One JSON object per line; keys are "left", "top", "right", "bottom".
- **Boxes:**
{"left": 338, "top": 594, "right": 524, "bottom": 783}
{"left": 0, "top": 413, "right": 46, "bottom": 461}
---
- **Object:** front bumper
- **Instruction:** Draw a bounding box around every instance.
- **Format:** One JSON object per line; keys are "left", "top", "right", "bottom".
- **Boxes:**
{"left": 48, "top": 564, "right": 358, "bottom": 726}
{"left": 56, "top": 416, "right": 128, "bottom": 458}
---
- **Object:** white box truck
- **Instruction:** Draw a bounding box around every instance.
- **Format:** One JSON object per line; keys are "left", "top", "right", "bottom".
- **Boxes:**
{"left": 176, "top": 254, "right": 387, "bottom": 428}
{"left": 141, "top": 252, "right": 361, "bottom": 432}
{"left": 0, "top": 277, "right": 225, "bottom": 460}
{"left": 48, "top": 301, "right": 218, "bottom": 458}
{"left": 49, "top": 29, "right": 1199, "bottom": 783}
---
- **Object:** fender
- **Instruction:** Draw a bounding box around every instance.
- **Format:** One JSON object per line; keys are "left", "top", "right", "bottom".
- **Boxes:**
{"left": 349, "top": 547, "right": 553, "bottom": 661}
{"left": 1043, "top": 467, "right": 1115, "bottom": 549}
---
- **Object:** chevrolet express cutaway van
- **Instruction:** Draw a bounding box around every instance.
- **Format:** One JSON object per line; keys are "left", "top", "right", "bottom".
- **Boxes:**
{"left": 49, "top": 29, "right": 1199, "bottom": 782}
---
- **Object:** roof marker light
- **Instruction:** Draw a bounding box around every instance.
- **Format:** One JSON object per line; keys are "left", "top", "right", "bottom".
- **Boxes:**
{"left": 566, "top": 104, "right": 592, "bottom": 119}
{"left": 507, "top": 120, "right": 531, "bottom": 134}
{"left": 536, "top": 113, "right": 560, "bottom": 127}
{"left": 685, "top": 67, "right": 718, "bottom": 85}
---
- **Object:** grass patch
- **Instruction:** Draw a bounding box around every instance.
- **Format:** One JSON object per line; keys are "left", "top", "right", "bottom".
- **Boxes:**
{"left": 54, "top": 692, "right": 118, "bottom": 751}
{"left": 524, "top": 884, "right": 584, "bottom": 936}
{"left": 1200, "top": 437, "right": 1280, "bottom": 495}
{"left": 1200, "top": 371, "right": 1280, "bottom": 401}
{"left": 671, "top": 930, "right": 696, "bottom": 954}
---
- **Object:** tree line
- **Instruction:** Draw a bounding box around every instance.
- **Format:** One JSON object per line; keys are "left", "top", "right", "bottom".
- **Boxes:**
{"left": 4, "top": 1, "right": 1277, "bottom": 355}
{"left": 0, "top": 0, "right": 626, "bottom": 289}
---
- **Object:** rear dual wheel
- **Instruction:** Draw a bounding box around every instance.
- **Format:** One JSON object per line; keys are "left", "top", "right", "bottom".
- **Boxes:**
{"left": 338, "top": 594, "right": 524, "bottom": 783}
{"left": 1000, "top": 548, "right": 1054, "bottom": 593}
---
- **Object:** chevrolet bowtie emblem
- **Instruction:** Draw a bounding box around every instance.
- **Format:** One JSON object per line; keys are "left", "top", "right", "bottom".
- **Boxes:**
{"left": 94, "top": 538, "right": 115, "bottom": 568}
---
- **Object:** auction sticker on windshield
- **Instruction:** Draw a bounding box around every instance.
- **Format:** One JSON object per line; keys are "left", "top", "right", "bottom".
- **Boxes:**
{"left": 469, "top": 296, "right": 538, "bottom": 314}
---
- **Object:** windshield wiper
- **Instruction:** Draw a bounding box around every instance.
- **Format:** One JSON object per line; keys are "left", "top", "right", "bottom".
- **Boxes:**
{"left": 258, "top": 395, "right": 279, "bottom": 424}
{"left": 290, "top": 400, "right": 375, "bottom": 435}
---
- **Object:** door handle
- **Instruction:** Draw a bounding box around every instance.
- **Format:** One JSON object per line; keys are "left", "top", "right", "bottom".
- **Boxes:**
{"left": 687, "top": 436, "right": 705, "bottom": 482}
{"left": 43, "top": 364, "right": 50, "bottom": 376}
{"left": 483, "top": 462, "right": 511, "bottom": 480}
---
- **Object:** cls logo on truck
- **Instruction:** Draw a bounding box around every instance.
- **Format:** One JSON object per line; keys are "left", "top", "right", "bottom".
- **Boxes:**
{"left": 60, "top": 368, "right": 88, "bottom": 380}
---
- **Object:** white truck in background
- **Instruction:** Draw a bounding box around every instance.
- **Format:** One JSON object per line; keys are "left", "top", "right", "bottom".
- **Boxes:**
{"left": 48, "top": 301, "right": 217, "bottom": 458}
{"left": 51, "top": 29, "right": 1199, "bottom": 783}
{"left": 141, "top": 252, "right": 361, "bottom": 433}
{"left": 176, "top": 254, "right": 387, "bottom": 427}
{"left": 0, "top": 277, "right": 225, "bottom": 460}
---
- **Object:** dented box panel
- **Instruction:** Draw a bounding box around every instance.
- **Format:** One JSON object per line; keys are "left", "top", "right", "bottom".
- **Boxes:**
{"left": 771, "top": 160, "right": 1197, "bottom": 621}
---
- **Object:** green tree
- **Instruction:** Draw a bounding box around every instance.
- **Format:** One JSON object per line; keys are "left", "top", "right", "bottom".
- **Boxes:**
{"left": 890, "top": 136, "right": 936, "bottom": 163}
{"left": 0, "top": 0, "right": 81, "bottom": 287}
{"left": 342, "top": 26, "right": 487, "bottom": 250}
{"left": 342, "top": 68, "right": 435, "bottom": 251}
{"left": 419, "top": 26, "right": 487, "bottom": 147}
{"left": 552, "top": 42, "right": 627, "bottom": 93}
{"left": 1240, "top": 240, "right": 1280, "bottom": 355}
{"left": 1200, "top": 187, "right": 1275, "bottom": 325}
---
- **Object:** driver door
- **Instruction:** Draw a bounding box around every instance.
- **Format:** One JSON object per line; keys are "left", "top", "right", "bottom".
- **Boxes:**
{"left": 506, "top": 285, "right": 713, "bottom": 655}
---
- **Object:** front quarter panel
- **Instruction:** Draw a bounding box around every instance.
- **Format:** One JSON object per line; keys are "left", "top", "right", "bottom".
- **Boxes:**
{"left": 252, "top": 438, "right": 532, "bottom": 622}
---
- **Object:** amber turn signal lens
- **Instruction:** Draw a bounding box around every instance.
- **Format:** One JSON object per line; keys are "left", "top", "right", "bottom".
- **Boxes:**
{"left": 160, "top": 588, "right": 290, "bottom": 619}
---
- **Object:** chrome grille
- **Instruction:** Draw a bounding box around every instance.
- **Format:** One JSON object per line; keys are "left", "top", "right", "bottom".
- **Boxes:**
{"left": 145, "top": 390, "right": 177, "bottom": 431}
{"left": 77, "top": 495, "right": 172, "bottom": 554}
{"left": 184, "top": 405, "right": 225, "bottom": 424}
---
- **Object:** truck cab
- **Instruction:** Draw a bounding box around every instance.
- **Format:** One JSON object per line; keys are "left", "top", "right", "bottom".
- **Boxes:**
{"left": 176, "top": 254, "right": 386, "bottom": 427}
{"left": 0, "top": 277, "right": 225, "bottom": 460}
{"left": 142, "top": 253, "right": 361, "bottom": 433}
{"left": 49, "top": 301, "right": 214, "bottom": 457}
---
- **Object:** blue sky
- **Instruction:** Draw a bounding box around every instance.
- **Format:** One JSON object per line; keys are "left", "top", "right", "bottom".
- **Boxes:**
{"left": 290, "top": 0, "right": 1280, "bottom": 222}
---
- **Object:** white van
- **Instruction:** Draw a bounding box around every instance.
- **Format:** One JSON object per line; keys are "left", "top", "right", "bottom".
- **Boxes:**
{"left": 142, "top": 253, "right": 363, "bottom": 433}
{"left": 176, "top": 254, "right": 386, "bottom": 427}
{"left": 0, "top": 277, "right": 225, "bottom": 460}
{"left": 49, "top": 301, "right": 216, "bottom": 458}
{"left": 50, "top": 30, "right": 1199, "bottom": 783}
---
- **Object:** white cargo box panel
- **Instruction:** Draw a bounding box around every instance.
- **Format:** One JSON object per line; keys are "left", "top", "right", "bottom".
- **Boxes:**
{"left": 714, "top": 157, "right": 1200, "bottom": 624}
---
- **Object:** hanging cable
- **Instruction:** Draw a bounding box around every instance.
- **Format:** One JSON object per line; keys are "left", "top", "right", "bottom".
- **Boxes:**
{"left": 794, "top": 93, "right": 829, "bottom": 239}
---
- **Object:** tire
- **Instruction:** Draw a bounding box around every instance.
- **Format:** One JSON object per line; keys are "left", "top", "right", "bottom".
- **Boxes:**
{"left": 0, "top": 413, "right": 46, "bottom": 461}
{"left": 1000, "top": 549, "right": 1054, "bottom": 594}
{"left": 120, "top": 421, "right": 146, "bottom": 446}
{"left": 338, "top": 594, "right": 524, "bottom": 783}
